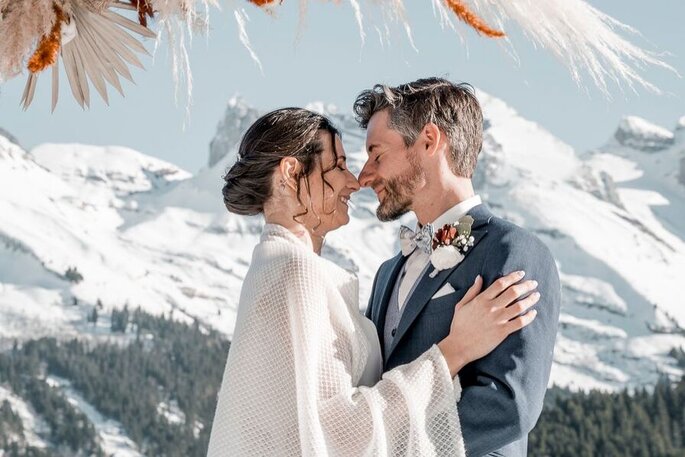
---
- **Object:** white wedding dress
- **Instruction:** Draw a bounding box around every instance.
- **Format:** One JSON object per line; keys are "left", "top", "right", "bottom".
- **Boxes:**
{"left": 206, "top": 224, "right": 466, "bottom": 456}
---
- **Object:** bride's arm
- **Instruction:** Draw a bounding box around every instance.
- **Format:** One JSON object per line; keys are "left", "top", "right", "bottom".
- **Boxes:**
{"left": 207, "top": 239, "right": 539, "bottom": 457}
{"left": 280, "top": 248, "right": 537, "bottom": 456}
{"left": 280, "top": 251, "right": 461, "bottom": 456}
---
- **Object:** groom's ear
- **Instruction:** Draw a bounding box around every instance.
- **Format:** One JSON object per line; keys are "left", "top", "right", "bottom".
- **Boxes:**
{"left": 420, "top": 122, "right": 443, "bottom": 158}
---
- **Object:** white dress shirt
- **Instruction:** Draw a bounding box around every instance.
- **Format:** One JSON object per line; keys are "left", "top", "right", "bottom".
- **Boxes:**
{"left": 397, "top": 195, "right": 482, "bottom": 310}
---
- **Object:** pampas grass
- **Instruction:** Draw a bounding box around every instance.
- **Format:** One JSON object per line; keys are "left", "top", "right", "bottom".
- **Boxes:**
{"left": 27, "top": 4, "right": 66, "bottom": 73}
{"left": 2, "top": 0, "right": 677, "bottom": 108}
{"left": 465, "top": 0, "right": 678, "bottom": 95}
{"left": 0, "top": 0, "right": 56, "bottom": 80}
{"left": 445, "top": 0, "right": 503, "bottom": 38}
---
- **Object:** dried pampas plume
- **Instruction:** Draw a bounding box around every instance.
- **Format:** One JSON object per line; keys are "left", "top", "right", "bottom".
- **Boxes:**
{"left": 0, "top": 0, "right": 57, "bottom": 78}
{"left": 248, "top": 0, "right": 279, "bottom": 7}
{"left": 1, "top": 0, "right": 677, "bottom": 110}
{"left": 444, "top": 0, "right": 504, "bottom": 38}
{"left": 27, "top": 3, "right": 67, "bottom": 73}
{"left": 465, "top": 0, "right": 678, "bottom": 95}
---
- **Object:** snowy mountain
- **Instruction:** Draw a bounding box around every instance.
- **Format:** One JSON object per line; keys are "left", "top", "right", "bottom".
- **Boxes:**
{"left": 1, "top": 95, "right": 684, "bottom": 396}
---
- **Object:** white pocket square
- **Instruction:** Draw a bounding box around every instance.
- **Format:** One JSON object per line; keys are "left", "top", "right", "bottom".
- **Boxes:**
{"left": 432, "top": 283, "right": 456, "bottom": 300}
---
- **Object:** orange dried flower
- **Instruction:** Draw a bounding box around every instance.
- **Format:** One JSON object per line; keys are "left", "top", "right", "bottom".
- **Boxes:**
{"left": 434, "top": 225, "right": 457, "bottom": 247}
{"left": 248, "top": 0, "right": 279, "bottom": 7}
{"left": 445, "top": 0, "right": 505, "bottom": 38}
{"left": 131, "top": 0, "right": 154, "bottom": 27}
{"left": 27, "top": 4, "right": 66, "bottom": 74}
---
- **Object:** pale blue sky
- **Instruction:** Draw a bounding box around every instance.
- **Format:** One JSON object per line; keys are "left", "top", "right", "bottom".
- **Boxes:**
{"left": 0, "top": 0, "right": 683, "bottom": 172}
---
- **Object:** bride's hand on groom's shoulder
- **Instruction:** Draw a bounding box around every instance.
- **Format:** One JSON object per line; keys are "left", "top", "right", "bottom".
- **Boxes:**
{"left": 437, "top": 271, "right": 540, "bottom": 377}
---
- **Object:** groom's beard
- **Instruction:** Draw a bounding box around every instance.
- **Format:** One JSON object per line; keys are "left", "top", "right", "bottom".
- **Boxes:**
{"left": 375, "top": 155, "right": 424, "bottom": 222}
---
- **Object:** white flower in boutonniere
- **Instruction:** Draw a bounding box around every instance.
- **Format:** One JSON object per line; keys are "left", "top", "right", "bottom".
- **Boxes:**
{"left": 429, "top": 215, "right": 476, "bottom": 278}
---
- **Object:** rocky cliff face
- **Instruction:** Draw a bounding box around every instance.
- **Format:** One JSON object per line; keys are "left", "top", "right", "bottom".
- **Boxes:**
{"left": 207, "top": 96, "right": 260, "bottom": 168}
{"left": 614, "top": 116, "right": 675, "bottom": 152}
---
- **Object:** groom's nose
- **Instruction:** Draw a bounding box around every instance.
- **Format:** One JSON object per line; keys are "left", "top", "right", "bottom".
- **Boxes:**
{"left": 358, "top": 161, "right": 375, "bottom": 188}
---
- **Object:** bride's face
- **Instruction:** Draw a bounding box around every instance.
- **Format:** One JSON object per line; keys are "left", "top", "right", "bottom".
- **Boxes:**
{"left": 298, "top": 132, "right": 360, "bottom": 235}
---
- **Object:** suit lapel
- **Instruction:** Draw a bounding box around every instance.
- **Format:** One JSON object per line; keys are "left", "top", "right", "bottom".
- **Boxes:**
{"left": 371, "top": 252, "right": 407, "bottom": 354}
{"left": 386, "top": 204, "right": 493, "bottom": 360}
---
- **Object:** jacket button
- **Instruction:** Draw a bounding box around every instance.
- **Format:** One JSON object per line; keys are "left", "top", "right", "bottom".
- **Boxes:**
{"left": 391, "top": 328, "right": 396, "bottom": 337}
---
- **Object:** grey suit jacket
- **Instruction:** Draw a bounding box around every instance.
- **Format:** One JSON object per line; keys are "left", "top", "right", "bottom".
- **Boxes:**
{"left": 365, "top": 204, "right": 560, "bottom": 457}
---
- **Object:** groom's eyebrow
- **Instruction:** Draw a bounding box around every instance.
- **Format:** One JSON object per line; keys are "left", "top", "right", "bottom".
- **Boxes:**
{"left": 367, "top": 144, "right": 379, "bottom": 155}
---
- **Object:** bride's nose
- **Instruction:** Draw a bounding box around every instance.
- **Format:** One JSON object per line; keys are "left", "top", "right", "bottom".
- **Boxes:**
{"left": 347, "top": 171, "right": 361, "bottom": 192}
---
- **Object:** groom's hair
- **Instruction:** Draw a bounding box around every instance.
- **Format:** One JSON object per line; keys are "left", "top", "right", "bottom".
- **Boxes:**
{"left": 353, "top": 77, "right": 483, "bottom": 178}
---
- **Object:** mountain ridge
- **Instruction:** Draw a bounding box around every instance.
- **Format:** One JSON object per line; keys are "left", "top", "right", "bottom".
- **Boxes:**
{"left": 1, "top": 95, "right": 684, "bottom": 393}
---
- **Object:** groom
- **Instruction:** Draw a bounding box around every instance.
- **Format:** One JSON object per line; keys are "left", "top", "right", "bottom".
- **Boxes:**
{"left": 354, "top": 78, "right": 560, "bottom": 457}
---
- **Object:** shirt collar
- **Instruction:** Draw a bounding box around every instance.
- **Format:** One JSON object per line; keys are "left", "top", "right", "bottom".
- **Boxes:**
{"left": 417, "top": 195, "right": 482, "bottom": 230}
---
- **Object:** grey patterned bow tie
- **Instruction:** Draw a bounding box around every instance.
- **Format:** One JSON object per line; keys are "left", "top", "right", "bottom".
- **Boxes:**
{"left": 399, "top": 224, "right": 434, "bottom": 256}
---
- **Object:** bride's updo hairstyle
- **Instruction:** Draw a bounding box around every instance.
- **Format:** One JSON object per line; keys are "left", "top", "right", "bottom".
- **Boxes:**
{"left": 222, "top": 107, "right": 341, "bottom": 217}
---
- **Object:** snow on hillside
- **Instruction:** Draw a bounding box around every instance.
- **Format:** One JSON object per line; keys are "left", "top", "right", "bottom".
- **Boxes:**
{"left": 45, "top": 376, "right": 143, "bottom": 457}
{"left": 474, "top": 95, "right": 685, "bottom": 390}
{"left": 0, "top": 385, "right": 49, "bottom": 450}
{"left": 1, "top": 95, "right": 684, "bottom": 395}
{"left": 0, "top": 136, "right": 192, "bottom": 339}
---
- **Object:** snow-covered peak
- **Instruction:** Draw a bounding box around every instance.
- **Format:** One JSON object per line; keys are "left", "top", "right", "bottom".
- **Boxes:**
{"left": 677, "top": 116, "right": 685, "bottom": 130}
{"left": 0, "top": 127, "right": 21, "bottom": 148}
{"left": 2, "top": 95, "right": 685, "bottom": 393}
{"left": 30, "top": 144, "right": 191, "bottom": 196}
{"left": 208, "top": 95, "right": 260, "bottom": 168}
{"left": 614, "top": 116, "right": 675, "bottom": 152}
{"left": 0, "top": 131, "right": 26, "bottom": 161}
{"left": 305, "top": 101, "right": 339, "bottom": 116}
{"left": 674, "top": 116, "right": 685, "bottom": 145}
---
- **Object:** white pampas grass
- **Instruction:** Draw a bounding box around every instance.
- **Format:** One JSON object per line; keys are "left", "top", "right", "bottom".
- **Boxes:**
{"left": 234, "top": 9, "right": 263, "bottom": 74}
{"left": 2, "top": 0, "right": 677, "bottom": 109}
{"left": 0, "top": 0, "right": 55, "bottom": 80}
{"left": 150, "top": 0, "right": 216, "bottom": 115}
{"left": 464, "top": 0, "right": 677, "bottom": 95}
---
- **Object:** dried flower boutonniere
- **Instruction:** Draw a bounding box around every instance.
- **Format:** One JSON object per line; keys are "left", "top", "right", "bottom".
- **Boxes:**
{"left": 429, "top": 215, "right": 476, "bottom": 278}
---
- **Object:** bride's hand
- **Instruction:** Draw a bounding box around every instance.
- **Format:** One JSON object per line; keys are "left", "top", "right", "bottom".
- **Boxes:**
{"left": 437, "top": 271, "right": 540, "bottom": 377}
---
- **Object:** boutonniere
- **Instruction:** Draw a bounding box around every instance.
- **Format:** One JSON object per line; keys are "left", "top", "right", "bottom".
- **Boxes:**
{"left": 429, "top": 215, "right": 475, "bottom": 278}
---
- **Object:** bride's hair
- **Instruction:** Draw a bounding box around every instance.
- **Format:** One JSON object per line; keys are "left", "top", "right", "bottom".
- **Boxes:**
{"left": 222, "top": 107, "right": 341, "bottom": 217}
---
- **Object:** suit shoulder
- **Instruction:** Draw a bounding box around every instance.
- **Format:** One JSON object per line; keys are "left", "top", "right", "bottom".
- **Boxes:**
{"left": 485, "top": 216, "right": 555, "bottom": 261}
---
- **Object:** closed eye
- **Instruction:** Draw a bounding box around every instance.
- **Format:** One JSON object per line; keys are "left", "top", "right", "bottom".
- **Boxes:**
{"left": 337, "top": 157, "right": 348, "bottom": 171}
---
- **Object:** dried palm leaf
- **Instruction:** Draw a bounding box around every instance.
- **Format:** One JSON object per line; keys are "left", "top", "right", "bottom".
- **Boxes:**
{"left": 20, "top": 0, "right": 155, "bottom": 110}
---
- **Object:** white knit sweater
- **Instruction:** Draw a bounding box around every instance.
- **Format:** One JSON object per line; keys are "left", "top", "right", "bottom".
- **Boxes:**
{"left": 206, "top": 224, "right": 465, "bottom": 456}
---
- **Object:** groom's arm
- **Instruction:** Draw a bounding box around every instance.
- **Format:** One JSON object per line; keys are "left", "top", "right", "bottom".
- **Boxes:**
{"left": 457, "top": 230, "right": 561, "bottom": 456}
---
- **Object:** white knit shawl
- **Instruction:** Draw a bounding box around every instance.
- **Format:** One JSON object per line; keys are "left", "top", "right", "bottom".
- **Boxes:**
{"left": 207, "top": 224, "right": 465, "bottom": 456}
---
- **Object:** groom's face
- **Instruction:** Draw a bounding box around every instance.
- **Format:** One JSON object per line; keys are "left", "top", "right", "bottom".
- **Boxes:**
{"left": 358, "top": 110, "right": 425, "bottom": 222}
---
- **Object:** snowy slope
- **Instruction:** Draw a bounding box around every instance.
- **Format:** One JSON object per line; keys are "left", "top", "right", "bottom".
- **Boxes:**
{"left": 474, "top": 95, "right": 685, "bottom": 390}
{"left": 1, "top": 95, "right": 684, "bottom": 395}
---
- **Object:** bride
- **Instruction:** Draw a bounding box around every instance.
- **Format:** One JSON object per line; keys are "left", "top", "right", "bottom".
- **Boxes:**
{"left": 206, "top": 108, "right": 539, "bottom": 456}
